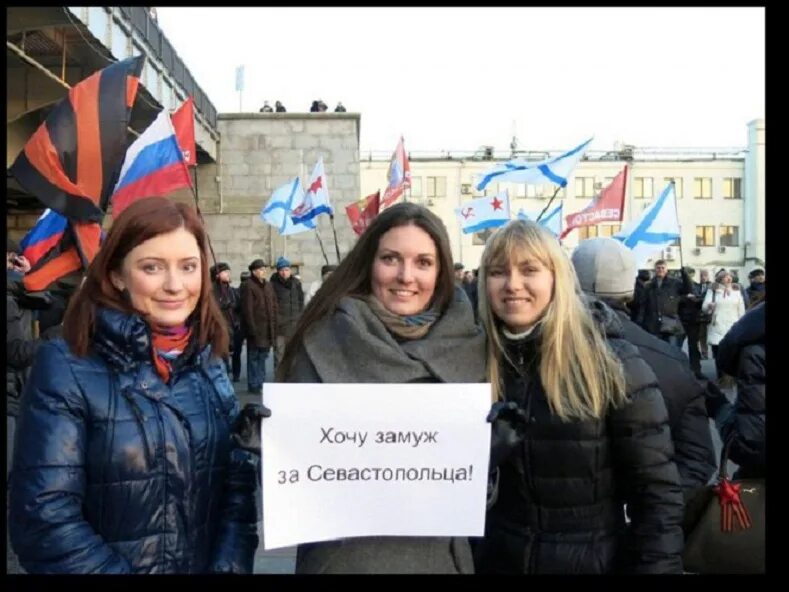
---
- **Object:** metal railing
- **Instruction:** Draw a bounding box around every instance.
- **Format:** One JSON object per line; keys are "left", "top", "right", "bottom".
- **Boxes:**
{"left": 119, "top": 6, "right": 217, "bottom": 128}
{"left": 360, "top": 146, "right": 748, "bottom": 163}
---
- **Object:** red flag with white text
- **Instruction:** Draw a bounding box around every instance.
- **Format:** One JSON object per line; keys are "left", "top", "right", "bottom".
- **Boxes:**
{"left": 559, "top": 166, "right": 627, "bottom": 239}
{"left": 171, "top": 97, "right": 196, "bottom": 166}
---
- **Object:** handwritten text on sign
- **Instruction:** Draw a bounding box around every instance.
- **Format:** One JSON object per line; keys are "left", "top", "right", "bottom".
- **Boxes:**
{"left": 260, "top": 383, "right": 491, "bottom": 550}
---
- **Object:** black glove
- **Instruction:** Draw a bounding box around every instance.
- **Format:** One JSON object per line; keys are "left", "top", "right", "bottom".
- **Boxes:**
{"left": 231, "top": 402, "right": 271, "bottom": 454}
{"left": 487, "top": 401, "right": 529, "bottom": 469}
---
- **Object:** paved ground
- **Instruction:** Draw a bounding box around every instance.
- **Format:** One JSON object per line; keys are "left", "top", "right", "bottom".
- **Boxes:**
{"left": 6, "top": 340, "right": 734, "bottom": 574}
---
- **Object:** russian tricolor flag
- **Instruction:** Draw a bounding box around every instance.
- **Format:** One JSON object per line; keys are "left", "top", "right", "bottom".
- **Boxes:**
{"left": 19, "top": 209, "right": 69, "bottom": 267}
{"left": 110, "top": 109, "right": 192, "bottom": 217}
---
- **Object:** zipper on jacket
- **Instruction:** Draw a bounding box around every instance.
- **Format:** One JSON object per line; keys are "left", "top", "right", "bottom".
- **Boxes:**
{"left": 120, "top": 389, "right": 154, "bottom": 467}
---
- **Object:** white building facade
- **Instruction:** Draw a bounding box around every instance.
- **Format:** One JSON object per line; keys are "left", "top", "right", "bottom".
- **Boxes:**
{"left": 360, "top": 120, "right": 765, "bottom": 280}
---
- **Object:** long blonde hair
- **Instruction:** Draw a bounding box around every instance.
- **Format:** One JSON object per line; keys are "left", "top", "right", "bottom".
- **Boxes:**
{"left": 478, "top": 220, "right": 627, "bottom": 421}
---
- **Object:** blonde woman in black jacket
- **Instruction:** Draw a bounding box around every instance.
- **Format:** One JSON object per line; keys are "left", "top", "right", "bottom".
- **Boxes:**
{"left": 473, "top": 220, "right": 684, "bottom": 574}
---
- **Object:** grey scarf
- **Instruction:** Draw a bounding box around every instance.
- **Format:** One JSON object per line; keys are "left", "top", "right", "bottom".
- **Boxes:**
{"left": 300, "top": 286, "right": 485, "bottom": 384}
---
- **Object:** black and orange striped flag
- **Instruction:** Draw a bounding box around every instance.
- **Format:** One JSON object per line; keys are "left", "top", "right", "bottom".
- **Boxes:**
{"left": 10, "top": 56, "right": 145, "bottom": 292}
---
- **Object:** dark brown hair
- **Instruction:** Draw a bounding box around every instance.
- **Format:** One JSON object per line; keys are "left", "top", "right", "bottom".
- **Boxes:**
{"left": 276, "top": 202, "right": 455, "bottom": 380}
{"left": 62, "top": 197, "right": 228, "bottom": 358}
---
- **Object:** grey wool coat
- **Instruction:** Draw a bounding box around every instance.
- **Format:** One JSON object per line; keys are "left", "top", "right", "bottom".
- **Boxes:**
{"left": 285, "top": 286, "right": 486, "bottom": 574}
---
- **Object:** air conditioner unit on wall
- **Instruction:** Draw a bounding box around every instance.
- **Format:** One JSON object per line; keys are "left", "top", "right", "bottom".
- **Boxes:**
{"left": 718, "top": 246, "right": 726, "bottom": 253}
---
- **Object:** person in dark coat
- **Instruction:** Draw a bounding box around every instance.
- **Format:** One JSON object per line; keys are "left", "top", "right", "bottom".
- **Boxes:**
{"left": 676, "top": 266, "right": 712, "bottom": 377}
{"left": 309, "top": 100, "right": 320, "bottom": 112}
{"left": 709, "top": 301, "right": 765, "bottom": 479}
{"left": 270, "top": 256, "right": 304, "bottom": 368}
{"left": 212, "top": 262, "right": 243, "bottom": 382}
{"left": 636, "top": 259, "right": 693, "bottom": 348}
{"left": 572, "top": 238, "right": 716, "bottom": 499}
{"left": 334, "top": 101, "right": 347, "bottom": 112}
{"left": 240, "top": 259, "right": 278, "bottom": 394}
{"left": 6, "top": 270, "right": 56, "bottom": 478}
{"left": 474, "top": 221, "right": 684, "bottom": 574}
{"left": 745, "top": 268, "right": 765, "bottom": 310}
{"left": 274, "top": 202, "right": 486, "bottom": 573}
{"left": 274, "top": 100, "right": 286, "bottom": 113}
{"left": 630, "top": 269, "right": 651, "bottom": 322}
{"left": 9, "top": 198, "right": 258, "bottom": 574}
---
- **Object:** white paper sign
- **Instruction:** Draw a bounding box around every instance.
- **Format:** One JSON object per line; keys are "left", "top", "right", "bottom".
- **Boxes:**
{"left": 260, "top": 383, "right": 492, "bottom": 550}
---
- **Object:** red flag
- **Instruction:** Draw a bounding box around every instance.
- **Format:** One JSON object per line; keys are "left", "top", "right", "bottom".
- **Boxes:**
{"left": 559, "top": 165, "right": 628, "bottom": 239}
{"left": 346, "top": 191, "right": 381, "bottom": 236}
{"left": 381, "top": 136, "right": 411, "bottom": 209}
{"left": 171, "top": 97, "right": 196, "bottom": 166}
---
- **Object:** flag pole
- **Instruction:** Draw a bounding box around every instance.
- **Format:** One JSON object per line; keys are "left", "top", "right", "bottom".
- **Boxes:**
{"left": 671, "top": 180, "right": 685, "bottom": 270}
{"left": 535, "top": 185, "right": 562, "bottom": 222}
{"left": 329, "top": 213, "right": 342, "bottom": 263}
{"left": 315, "top": 228, "right": 330, "bottom": 266}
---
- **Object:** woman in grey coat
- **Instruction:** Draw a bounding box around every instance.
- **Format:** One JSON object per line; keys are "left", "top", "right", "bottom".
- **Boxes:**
{"left": 276, "top": 202, "right": 486, "bottom": 574}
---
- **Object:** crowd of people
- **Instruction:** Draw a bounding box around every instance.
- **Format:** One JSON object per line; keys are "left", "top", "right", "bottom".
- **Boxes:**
{"left": 6, "top": 196, "right": 765, "bottom": 574}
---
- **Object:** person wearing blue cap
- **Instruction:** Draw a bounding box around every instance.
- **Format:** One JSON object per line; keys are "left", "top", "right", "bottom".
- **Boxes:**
{"left": 270, "top": 256, "right": 304, "bottom": 368}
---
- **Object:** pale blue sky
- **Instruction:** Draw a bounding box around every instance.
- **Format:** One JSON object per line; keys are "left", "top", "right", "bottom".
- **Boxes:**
{"left": 156, "top": 7, "right": 765, "bottom": 153}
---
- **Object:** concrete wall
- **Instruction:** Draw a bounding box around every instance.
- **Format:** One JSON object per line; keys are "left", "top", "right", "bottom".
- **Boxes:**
{"left": 194, "top": 113, "right": 361, "bottom": 285}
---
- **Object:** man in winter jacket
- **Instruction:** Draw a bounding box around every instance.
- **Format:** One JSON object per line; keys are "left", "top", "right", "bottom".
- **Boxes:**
{"left": 212, "top": 262, "right": 243, "bottom": 382}
{"left": 270, "top": 256, "right": 304, "bottom": 368}
{"left": 636, "top": 259, "right": 693, "bottom": 348}
{"left": 240, "top": 259, "right": 278, "bottom": 394}
{"left": 745, "top": 268, "right": 765, "bottom": 309}
{"left": 572, "top": 238, "right": 716, "bottom": 497}
{"left": 677, "top": 267, "right": 711, "bottom": 377}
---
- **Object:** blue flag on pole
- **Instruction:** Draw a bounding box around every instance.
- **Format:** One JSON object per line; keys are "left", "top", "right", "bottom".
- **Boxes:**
{"left": 261, "top": 178, "right": 316, "bottom": 236}
{"left": 613, "top": 182, "right": 680, "bottom": 267}
{"left": 455, "top": 191, "right": 510, "bottom": 234}
{"left": 476, "top": 137, "right": 593, "bottom": 191}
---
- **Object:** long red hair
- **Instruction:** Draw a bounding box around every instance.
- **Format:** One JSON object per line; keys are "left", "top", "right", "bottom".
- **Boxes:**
{"left": 62, "top": 197, "right": 228, "bottom": 358}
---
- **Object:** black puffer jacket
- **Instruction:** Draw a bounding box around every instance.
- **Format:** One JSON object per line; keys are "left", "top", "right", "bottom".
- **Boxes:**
{"left": 606, "top": 300, "right": 716, "bottom": 492}
{"left": 714, "top": 302, "right": 765, "bottom": 478}
{"left": 474, "top": 301, "right": 684, "bottom": 574}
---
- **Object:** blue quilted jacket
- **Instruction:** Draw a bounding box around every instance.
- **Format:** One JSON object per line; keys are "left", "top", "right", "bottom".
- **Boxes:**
{"left": 9, "top": 307, "right": 259, "bottom": 573}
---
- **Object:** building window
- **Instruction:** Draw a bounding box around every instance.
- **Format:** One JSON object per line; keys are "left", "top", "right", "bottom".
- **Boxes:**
{"left": 599, "top": 224, "right": 622, "bottom": 237}
{"left": 514, "top": 184, "right": 527, "bottom": 198}
{"left": 484, "top": 182, "right": 499, "bottom": 197}
{"left": 406, "top": 177, "right": 422, "bottom": 198}
{"left": 575, "top": 177, "right": 595, "bottom": 198}
{"left": 664, "top": 177, "right": 683, "bottom": 198}
{"left": 696, "top": 225, "right": 715, "bottom": 246}
{"left": 111, "top": 20, "right": 129, "bottom": 60}
{"left": 579, "top": 226, "right": 599, "bottom": 240}
{"left": 723, "top": 177, "right": 742, "bottom": 199}
{"left": 425, "top": 177, "right": 447, "bottom": 197}
{"left": 633, "top": 177, "right": 654, "bottom": 199}
{"left": 461, "top": 183, "right": 472, "bottom": 195}
{"left": 693, "top": 177, "right": 712, "bottom": 199}
{"left": 720, "top": 225, "right": 739, "bottom": 246}
{"left": 88, "top": 7, "right": 110, "bottom": 45}
{"left": 472, "top": 228, "right": 494, "bottom": 246}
